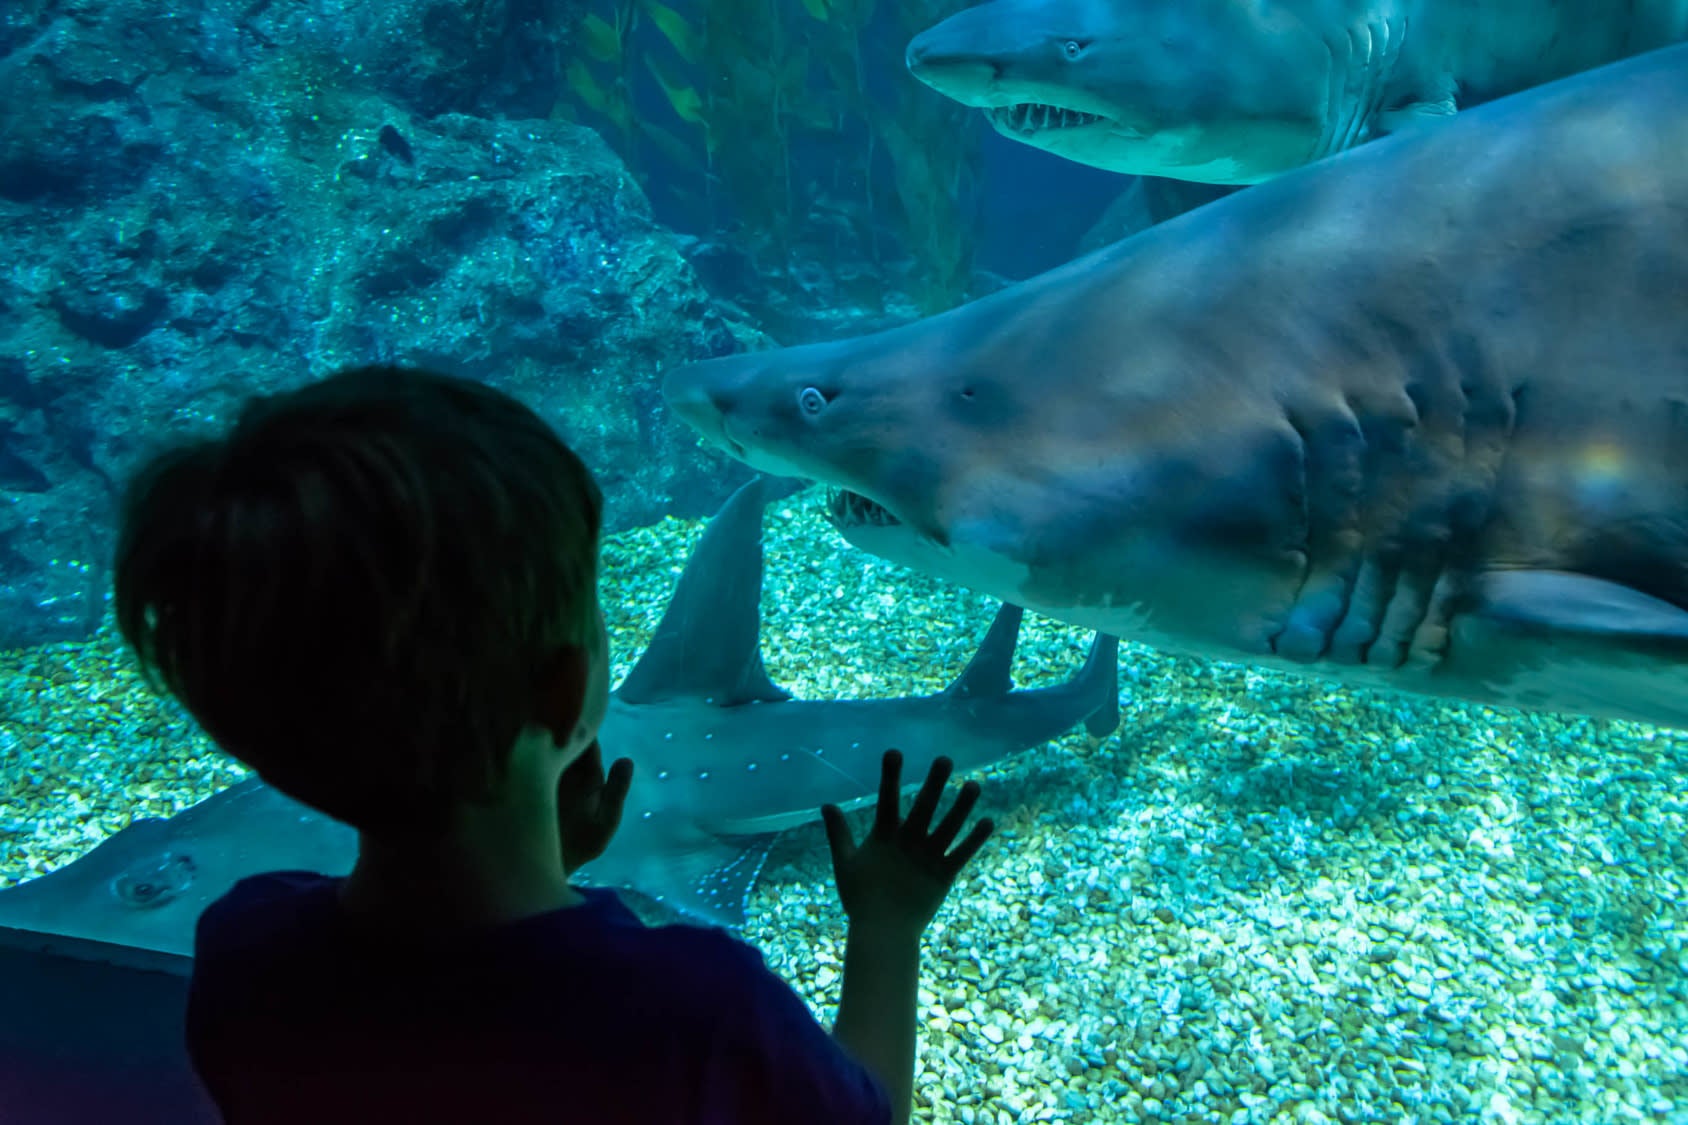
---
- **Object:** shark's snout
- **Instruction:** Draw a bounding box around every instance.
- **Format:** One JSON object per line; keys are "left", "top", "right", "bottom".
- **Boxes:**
{"left": 663, "top": 356, "right": 820, "bottom": 480}
{"left": 904, "top": 30, "right": 935, "bottom": 73}
{"left": 665, "top": 358, "right": 769, "bottom": 465}
{"left": 663, "top": 363, "right": 730, "bottom": 446}
{"left": 904, "top": 30, "right": 992, "bottom": 90}
{"left": 906, "top": 29, "right": 1001, "bottom": 100}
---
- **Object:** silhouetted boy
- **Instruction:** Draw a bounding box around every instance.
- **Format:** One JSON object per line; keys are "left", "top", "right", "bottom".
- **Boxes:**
{"left": 112, "top": 365, "right": 993, "bottom": 1125}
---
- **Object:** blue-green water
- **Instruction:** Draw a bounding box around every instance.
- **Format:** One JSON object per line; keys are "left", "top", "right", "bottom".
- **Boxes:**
{"left": 4, "top": 0, "right": 1688, "bottom": 1121}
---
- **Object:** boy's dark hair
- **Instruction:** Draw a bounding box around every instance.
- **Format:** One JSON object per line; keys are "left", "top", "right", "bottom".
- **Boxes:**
{"left": 113, "top": 365, "right": 603, "bottom": 836}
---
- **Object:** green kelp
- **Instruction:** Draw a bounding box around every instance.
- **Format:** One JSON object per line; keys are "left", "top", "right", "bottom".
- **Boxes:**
{"left": 559, "top": 0, "right": 983, "bottom": 313}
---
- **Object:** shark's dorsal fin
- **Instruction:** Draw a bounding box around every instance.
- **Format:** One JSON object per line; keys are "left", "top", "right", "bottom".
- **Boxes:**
{"left": 615, "top": 475, "right": 793, "bottom": 706}
{"left": 946, "top": 603, "right": 1024, "bottom": 699}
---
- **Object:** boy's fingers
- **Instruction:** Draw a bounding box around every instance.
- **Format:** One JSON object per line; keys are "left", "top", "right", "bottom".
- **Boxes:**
{"left": 945, "top": 817, "right": 995, "bottom": 873}
{"left": 873, "top": 750, "right": 904, "bottom": 837}
{"left": 930, "top": 780, "right": 981, "bottom": 847}
{"left": 558, "top": 740, "right": 607, "bottom": 800}
{"left": 902, "top": 756, "right": 953, "bottom": 837}
{"left": 821, "top": 803, "right": 855, "bottom": 863}
{"left": 601, "top": 757, "right": 635, "bottom": 818}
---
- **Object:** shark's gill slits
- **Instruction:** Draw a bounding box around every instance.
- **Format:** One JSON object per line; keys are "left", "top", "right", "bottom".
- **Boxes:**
{"left": 988, "top": 103, "right": 1108, "bottom": 135}
{"left": 826, "top": 488, "right": 900, "bottom": 529}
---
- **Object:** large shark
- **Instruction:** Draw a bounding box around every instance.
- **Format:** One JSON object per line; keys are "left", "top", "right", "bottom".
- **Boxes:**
{"left": 664, "top": 47, "right": 1688, "bottom": 731}
{"left": 905, "top": 0, "right": 1688, "bottom": 182}
{"left": 0, "top": 476, "right": 1118, "bottom": 960}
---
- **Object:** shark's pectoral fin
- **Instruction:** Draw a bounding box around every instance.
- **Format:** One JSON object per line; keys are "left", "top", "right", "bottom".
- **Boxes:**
{"left": 581, "top": 833, "right": 776, "bottom": 929}
{"left": 1470, "top": 570, "right": 1688, "bottom": 642}
{"left": 1435, "top": 570, "right": 1688, "bottom": 727}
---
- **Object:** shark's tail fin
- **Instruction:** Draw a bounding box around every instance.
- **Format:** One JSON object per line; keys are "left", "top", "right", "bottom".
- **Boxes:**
{"left": 1077, "top": 632, "right": 1122, "bottom": 737}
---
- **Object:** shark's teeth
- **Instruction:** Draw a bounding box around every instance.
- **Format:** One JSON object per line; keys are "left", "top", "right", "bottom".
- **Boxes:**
{"left": 988, "top": 103, "right": 1108, "bottom": 136}
{"left": 825, "top": 488, "right": 900, "bottom": 529}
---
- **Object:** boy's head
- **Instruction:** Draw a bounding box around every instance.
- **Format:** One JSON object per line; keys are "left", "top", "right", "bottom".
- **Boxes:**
{"left": 113, "top": 365, "right": 608, "bottom": 837}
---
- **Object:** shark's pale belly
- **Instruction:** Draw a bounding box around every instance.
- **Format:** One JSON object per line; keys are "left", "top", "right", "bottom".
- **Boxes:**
{"left": 1051, "top": 597, "right": 1688, "bottom": 733}
{"left": 843, "top": 513, "right": 1688, "bottom": 732}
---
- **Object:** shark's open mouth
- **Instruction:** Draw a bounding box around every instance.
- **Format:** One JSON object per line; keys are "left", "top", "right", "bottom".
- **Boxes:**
{"left": 826, "top": 488, "right": 901, "bottom": 529}
{"left": 988, "top": 102, "right": 1109, "bottom": 136}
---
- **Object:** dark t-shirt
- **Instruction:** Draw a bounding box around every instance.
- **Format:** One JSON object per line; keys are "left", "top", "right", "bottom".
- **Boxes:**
{"left": 186, "top": 872, "right": 890, "bottom": 1125}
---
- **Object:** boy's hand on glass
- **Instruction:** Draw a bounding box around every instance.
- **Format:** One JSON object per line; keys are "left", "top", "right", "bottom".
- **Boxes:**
{"left": 821, "top": 750, "right": 994, "bottom": 937}
{"left": 557, "top": 741, "right": 634, "bottom": 875}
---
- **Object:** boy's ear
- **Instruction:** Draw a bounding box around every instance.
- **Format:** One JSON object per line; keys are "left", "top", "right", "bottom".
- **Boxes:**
{"left": 533, "top": 644, "right": 591, "bottom": 746}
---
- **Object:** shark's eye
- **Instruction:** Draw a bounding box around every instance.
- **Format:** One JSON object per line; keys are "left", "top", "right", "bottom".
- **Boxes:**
{"left": 1062, "top": 39, "right": 1084, "bottom": 59}
{"left": 798, "top": 386, "right": 828, "bottom": 416}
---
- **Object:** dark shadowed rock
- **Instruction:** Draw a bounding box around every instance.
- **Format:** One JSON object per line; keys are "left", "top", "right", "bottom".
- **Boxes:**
{"left": 0, "top": 0, "right": 760, "bottom": 646}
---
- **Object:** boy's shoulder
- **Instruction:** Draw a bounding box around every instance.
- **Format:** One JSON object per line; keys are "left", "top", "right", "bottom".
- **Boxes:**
{"left": 192, "top": 870, "right": 806, "bottom": 1060}
{"left": 195, "top": 869, "right": 766, "bottom": 983}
